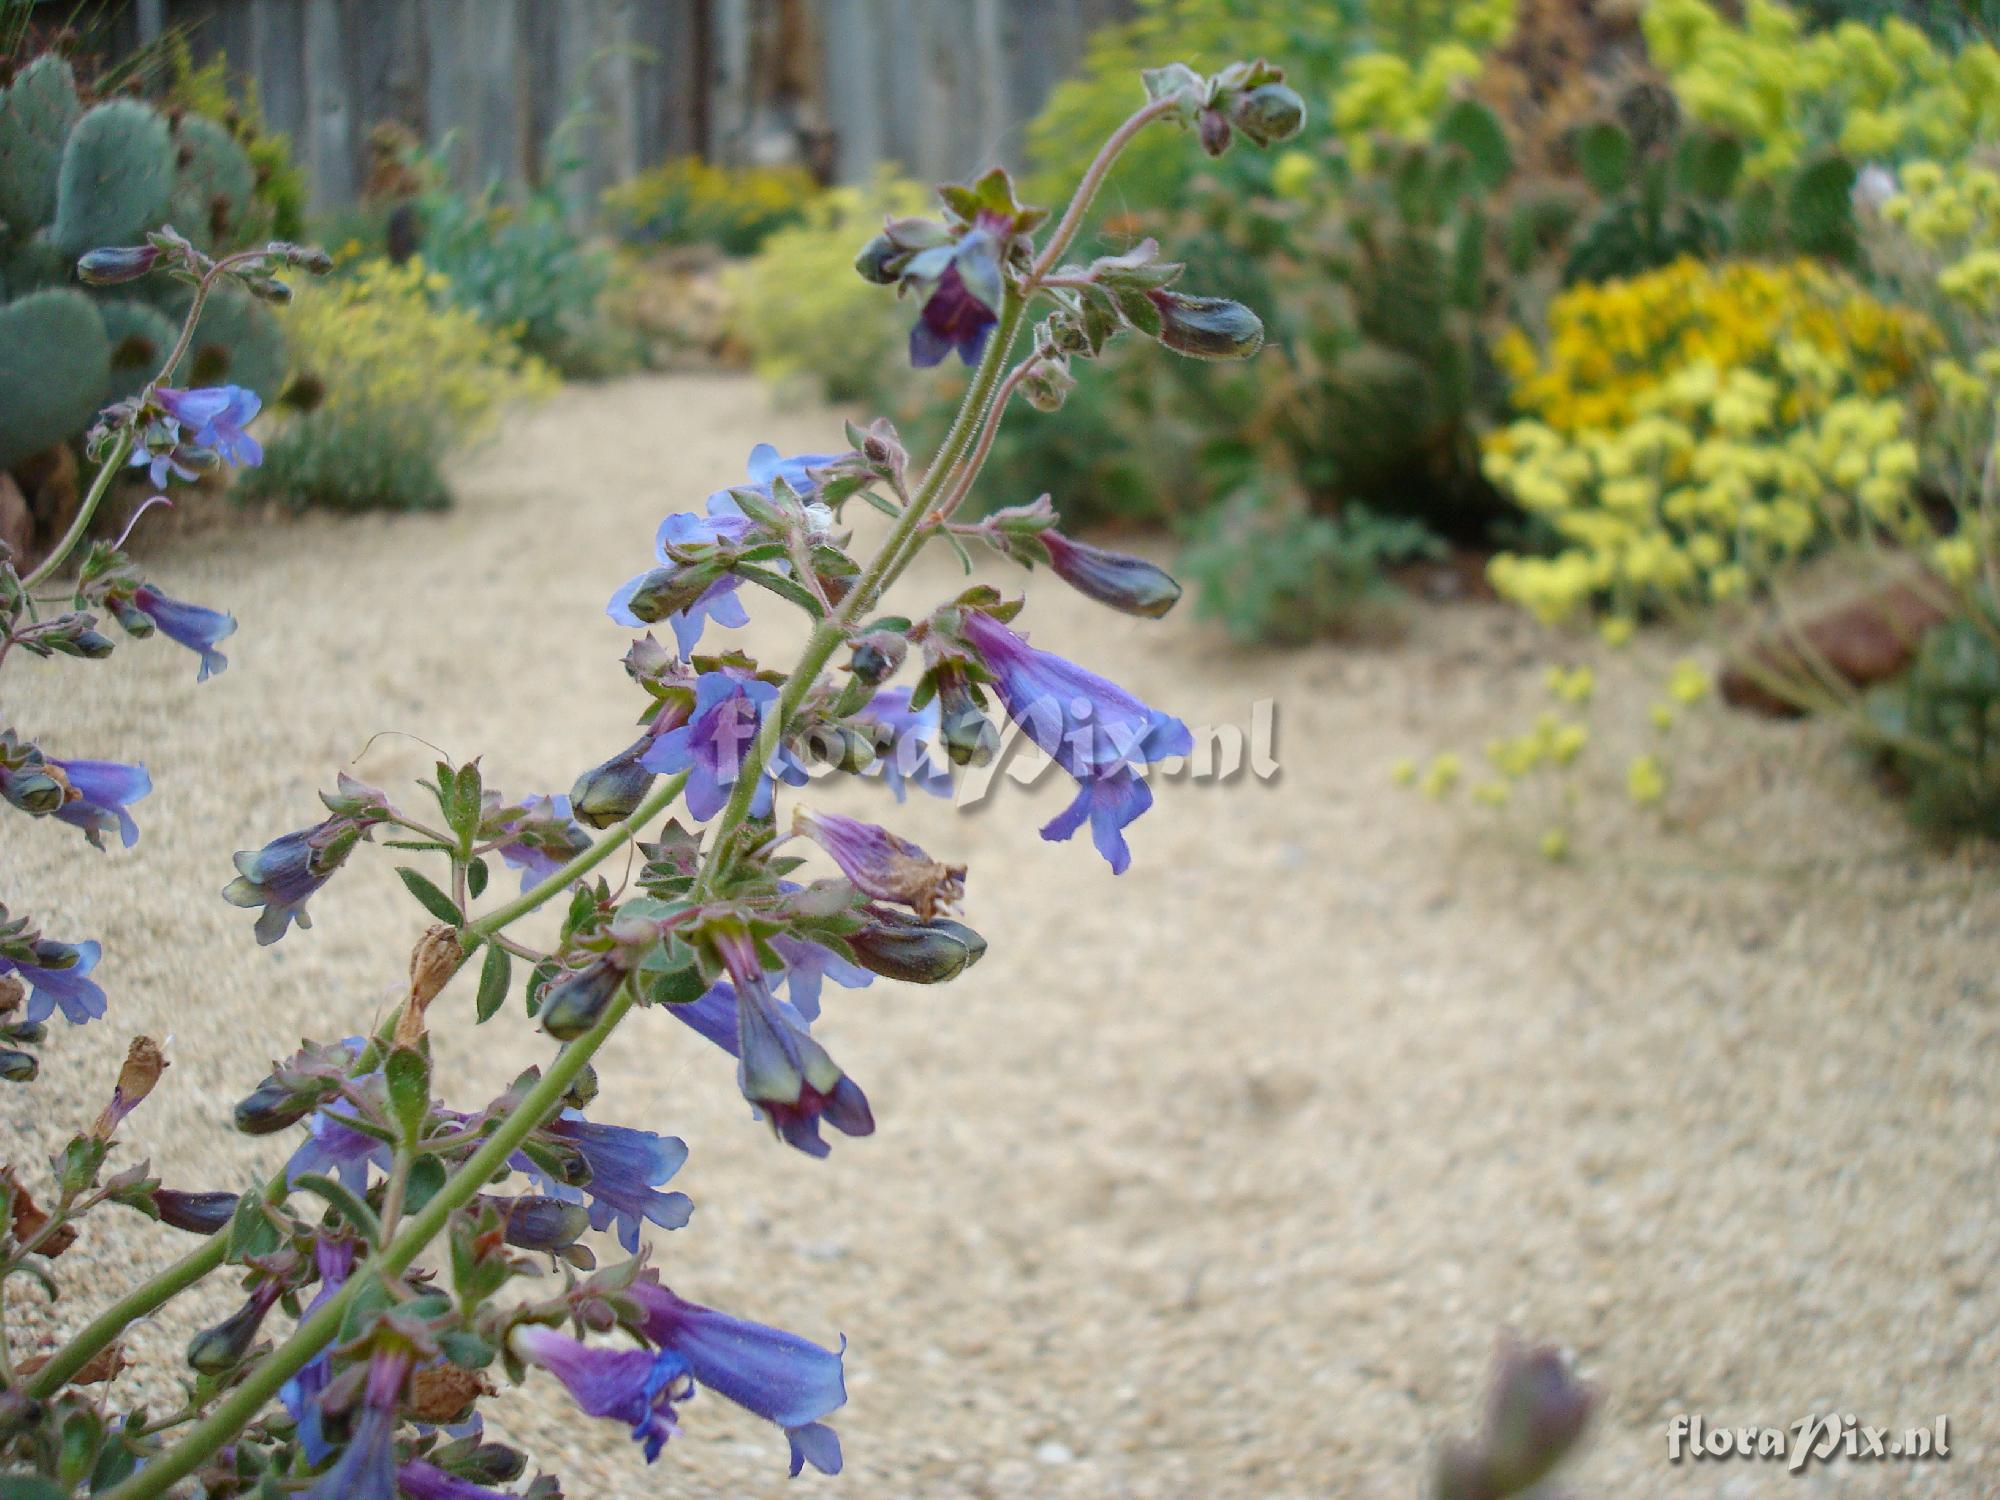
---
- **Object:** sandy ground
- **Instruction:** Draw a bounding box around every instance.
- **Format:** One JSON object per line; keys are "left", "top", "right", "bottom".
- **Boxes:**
{"left": 4, "top": 372, "right": 1998, "bottom": 1499}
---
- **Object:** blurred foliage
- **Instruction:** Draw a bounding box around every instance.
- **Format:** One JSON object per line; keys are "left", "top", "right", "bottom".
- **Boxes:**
{"left": 161, "top": 36, "right": 308, "bottom": 241}
{"left": 1180, "top": 485, "right": 1445, "bottom": 643}
{"left": 1867, "top": 605, "right": 2000, "bottom": 841}
{"left": 604, "top": 157, "right": 821, "bottom": 256}
{"left": 243, "top": 256, "right": 555, "bottom": 512}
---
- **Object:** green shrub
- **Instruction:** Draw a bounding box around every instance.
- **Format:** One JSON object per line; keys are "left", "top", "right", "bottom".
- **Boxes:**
{"left": 1179, "top": 487, "right": 1446, "bottom": 644}
{"left": 604, "top": 158, "right": 821, "bottom": 256}
{"left": 246, "top": 408, "right": 451, "bottom": 513}
{"left": 1865, "top": 606, "right": 2000, "bottom": 842}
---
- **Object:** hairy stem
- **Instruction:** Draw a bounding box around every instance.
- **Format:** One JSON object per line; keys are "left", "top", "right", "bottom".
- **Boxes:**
{"left": 1030, "top": 97, "right": 1176, "bottom": 281}
{"left": 19, "top": 430, "right": 134, "bottom": 591}
{"left": 23, "top": 1226, "right": 228, "bottom": 1399}
{"left": 102, "top": 985, "right": 636, "bottom": 1500}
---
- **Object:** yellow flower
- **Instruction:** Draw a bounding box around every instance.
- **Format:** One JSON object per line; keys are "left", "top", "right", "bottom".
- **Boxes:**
{"left": 1932, "top": 535, "right": 1980, "bottom": 585}
{"left": 1419, "top": 753, "right": 1462, "bottom": 800}
{"left": 1667, "top": 659, "right": 1712, "bottom": 704}
{"left": 1544, "top": 664, "right": 1596, "bottom": 704}
{"left": 1472, "top": 781, "right": 1511, "bottom": 808}
{"left": 1649, "top": 702, "right": 1677, "bottom": 732}
{"left": 1538, "top": 827, "right": 1571, "bottom": 862}
{"left": 1600, "top": 616, "right": 1637, "bottom": 648}
{"left": 1626, "top": 753, "right": 1668, "bottom": 806}
{"left": 1270, "top": 149, "right": 1319, "bottom": 199}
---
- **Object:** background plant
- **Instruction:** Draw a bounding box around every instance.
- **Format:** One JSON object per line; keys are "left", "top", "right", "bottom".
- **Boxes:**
{"left": 604, "top": 156, "right": 821, "bottom": 257}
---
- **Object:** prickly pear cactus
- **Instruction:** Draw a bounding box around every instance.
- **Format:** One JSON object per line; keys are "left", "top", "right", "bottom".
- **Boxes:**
{"left": 51, "top": 99, "right": 175, "bottom": 258}
{"left": 0, "top": 289, "right": 111, "bottom": 470}
{"left": 2, "top": 228, "right": 66, "bottom": 296}
{"left": 0, "top": 55, "right": 81, "bottom": 235}
{"left": 156, "top": 281, "right": 286, "bottom": 399}
{"left": 96, "top": 297, "right": 180, "bottom": 404}
{"left": 169, "top": 113, "right": 261, "bottom": 251}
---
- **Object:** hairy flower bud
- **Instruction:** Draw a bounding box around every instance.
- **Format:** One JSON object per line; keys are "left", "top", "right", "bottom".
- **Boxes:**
{"left": 153, "top": 1189, "right": 239, "bottom": 1235}
{"left": 848, "top": 630, "right": 907, "bottom": 687}
{"left": 1230, "top": 82, "right": 1306, "bottom": 146}
{"left": 538, "top": 956, "right": 629, "bottom": 1041}
{"left": 853, "top": 232, "right": 903, "bottom": 285}
{"left": 847, "top": 909, "right": 988, "bottom": 983}
{"left": 493, "top": 1194, "right": 591, "bottom": 1255}
{"left": 0, "top": 761, "right": 65, "bottom": 816}
{"left": 1146, "top": 291, "right": 1264, "bottom": 359}
{"left": 1022, "top": 357, "right": 1076, "bottom": 413}
{"left": 1198, "top": 106, "right": 1233, "bottom": 158}
{"left": 76, "top": 244, "right": 163, "bottom": 285}
{"left": 186, "top": 1285, "right": 279, "bottom": 1375}
{"left": 232, "top": 1070, "right": 332, "bottom": 1136}
{"left": 618, "top": 564, "right": 724, "bottom": 627}
{"left": 1041, "top": 531, "right": 1182, "bottom": 619}
{"left": 935, "top": 678, "right": 999, "bottom": 767}
{"left": 0, "top": 1048, "right": 35, "bottom": 1082}
{"left": 570, "top": 741, "right": 657, "bottom": 829}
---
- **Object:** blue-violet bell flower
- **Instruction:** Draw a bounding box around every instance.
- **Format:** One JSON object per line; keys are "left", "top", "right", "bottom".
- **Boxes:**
{"left": 957, "top": 608, "right": 1191, "bottom": 873}
{"left": 629, "top": 1272, "right": 847, "bottom": 1476}
{"left": 906, "top": 223, "right": 1004, "bottom": 368}
{"left": 129, "top": 584, "right": 236, "bottom": 681}
{"left": 509, "top": 1325, "right": 687, "bottom": 1463}
{"left": 855, "top": 686, "right": 953, "bottom": 802}
{"left": 515, "top": 1110, "right": 693, "bottom": 1253}
{"left": 641, "top": 670, "right": 806, "bottom": 822}
{"left": 300, "top": 1346, "right": 408, "bottom": 1500}
{"left": 280, "top": 1237, "right": 358, "bottom": 1464}
{"left": 713, "top": 932, "right": 874, "bottom": 1158}
{"left": 2, "top": 938, "right": 106, "bottom": 1026}
{"left": 222, "top": 816, "right": 368, "bottom": 945}
{"left": 134, "top": 385, "right": 263, "bottom": 487}
{"left": 495, "top": 794, "right": 592, "bottom": 891}
{"left": 45, "top": 757, "right": 152, "bottom": 850}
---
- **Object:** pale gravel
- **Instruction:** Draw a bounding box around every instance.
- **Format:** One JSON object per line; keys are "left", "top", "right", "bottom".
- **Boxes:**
{"left": 3, "top": 372, "right": 1997, "bottom": 1499}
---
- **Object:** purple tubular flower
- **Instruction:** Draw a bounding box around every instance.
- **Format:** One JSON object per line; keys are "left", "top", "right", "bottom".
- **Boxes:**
{"left": 129, "top": 584, "right": 236, "bottom": 682}
{"left": 855, "top": 687, "right": 953, "bottom": 802}
{"left": 769, "top": 934, "right": 872, "bottom": 1023}
{"left": 958, "top": 609, "right": 1192, "bottom": 874}
{"left": 153, "top": 1189, "right": 239, "bottom": 1235}
{"left": 1040, "top": 530, "right": 1183, "bottom": 619}
{"left": 510, "top": 1326, "right": 687, "bottom": 1463}
{"left": 286, "top": 1090, "right": 394, "bottom": 1193}
{"left": 641, "top": 671, "right": 805, "bottom": 822}
{"left": 222, "top": 816, "right": 364, "bottom": 945}
{"left": 46, "top": 757, "right": 152, "bottom": 850}
{"left": 281, "top": 1239, "right": 359, "bottom": 1464}
{"left": 629, "top": 1274, "right": 847, "bottom": 1476}
{"left": 908, "top": 226, "right": 1004, "bottom": 368}
{"left": 661, "top": 980, "right": 742, "bottom": 1053}
{"left": 301, "top": 1350, "right": 407, "bottom": 1500}
{"left": 155, "top": 385, "right": 263, "bottom": 467}
{"left": 3, "top": 939, "right": 106, "bottom": 1026}
{"left": 795, "top": 808, "right": 964, "bottom": 920}
{"left": 523, "top": 1110, "right": 693, "bottom": 1252}
{"left": 496, "top": 794, "right": 591, "bottom": 891}
{"left": 395, "top": 1461, "right": 521, "bottom": 1500}
{"left": 715, "top": 934, "right": 873, "bottom": 1159}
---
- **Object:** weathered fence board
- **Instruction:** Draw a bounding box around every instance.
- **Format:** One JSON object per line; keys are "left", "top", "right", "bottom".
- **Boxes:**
{"left": 103, "top": 0, "right": 1137, "bottom": 211}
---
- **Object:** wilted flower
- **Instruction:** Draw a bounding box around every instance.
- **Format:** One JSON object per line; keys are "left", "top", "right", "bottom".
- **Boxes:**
{"left": 628, "top": 1273, "right": 847, "bottom": 1476}
{"left": 795, "top": 808, "right": 965, "bottom": 920}
{"left": 957, "top": 609, "right": 1191, "bottom": 872}
{"left": 126, "top": 585, "right": 236, "bottom": 681}
{"left": 222, "top": 815, "right": 370, "bottom": 945}
{"left": 509, "top": 1325, "right": 686, "bottom": 1463}
{"left": 522, "top": 1110, "right": 693, "bottom": 1252}
{"left": 44, "top": 757, "right": 152, "bottom": 850}
{"left": 641, "top": 670, "right": 806, "bottom": 821}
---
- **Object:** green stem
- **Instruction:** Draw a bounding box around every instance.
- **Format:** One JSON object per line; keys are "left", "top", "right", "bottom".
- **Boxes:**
{"left": 22, "top": 1230, "right": 227, "bottom": 1399}
{"left": 19, "top": 430, "right": 133, "bottom": 591}
{"left": 102, "top": 985, "right": 637, "bottom": 1500}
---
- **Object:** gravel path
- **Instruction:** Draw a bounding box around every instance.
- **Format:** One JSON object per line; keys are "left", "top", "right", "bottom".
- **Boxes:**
{"left": 5, "top": 373, "right": 1997, "bottom": 1498}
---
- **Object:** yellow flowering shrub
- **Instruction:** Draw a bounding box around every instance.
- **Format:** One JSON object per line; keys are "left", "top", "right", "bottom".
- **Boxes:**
{"left": 1483, "top": 259, "right": 1941, "bottom": 623}
{"left": 1331, "top": 0, "right": 1515, "bottom": 154}
{"left": 1643, "top": 0, "right": 2000, "bottom": 174}
{"left": 1879, "top": 159, "right": 2000, "bottom": 319}
{"left": 604, "top": 158, "right": 822, "bottom": 256}
{"left": 244, "top": 257, "right": 555, "bottom": 511}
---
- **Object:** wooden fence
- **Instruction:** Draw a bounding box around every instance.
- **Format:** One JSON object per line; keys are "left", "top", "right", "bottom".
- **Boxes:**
{"left": 99, "top": 0, "right": 1135, "bottom": 211}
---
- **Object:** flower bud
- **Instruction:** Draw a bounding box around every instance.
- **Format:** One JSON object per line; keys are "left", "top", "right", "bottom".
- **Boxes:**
{"left": 284, "top": 244, "right": 336, "bottom": 275}
{"left": 76, "top": 244, "right": 162, "bottom": 285}
{"left": 936, "top": 678, "right": 999, "bottom": 767}
{"left": 154, "top": 1189, "right": 239, "bottom": 1235}
{"left": 455, "top": 1444, "right": 528, "bottom": 1486}
{"left": 848, "top": 630, "right": 907, "bottom": 687}
{"left": 1231, "top": 83, "right": 1306, "bottom": 145}
{"left": 1022, "top": 357, "right": 1076, "bottom": 413}
{"left": 854, "top": 232, "right": 903, "bottom": 285}
{"left": 0, "top": 762, "right": 66, "bottom": 816}
{"left": 0, "top": 1048, "right": 38, "bottom": 1083}
{"left": 847, "top": 909, "right": 988, "bottom": 983}
{"left": 494, "top": 1195, "right": 591, "bottom": 1255}
{"left": 241, "top": 273, "right": 293, "bottom": 304}
{"left": 1198, "top": 107, "right": 1233, "bottom": 157}
{"left": 1042, "top": 531, "right": 1182, "bottom": 618}
{"left": 537, "top": 956, "right": 628, "bottom": 1040}
{"left": 1146, "top": 291, "right": 1264, "bottom": 359}
{"left": 232, "top": 1070, "right": 331, "bottom": 1136}
{"left": 570, "top": 741, "right": 656, "bottom": 829}
{"left": 617, "top": 564, "right": 720, "bottom": 626}
{"left": 564, "top": 1064, "right": 600, "bottom": 1110}
{"left": 186, "top": 1287, "right": 278, "bottom": 1375}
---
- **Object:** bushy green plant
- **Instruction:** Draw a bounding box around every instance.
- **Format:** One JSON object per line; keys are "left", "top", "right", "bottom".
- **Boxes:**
{"left": 604, "top": 157, "right": 820, "bottom": 256}
{"left": 162, "top": 37, "right": 309, "bottom": 242}
{"left": 1180, "top": 486, "right": 1445, "bottom": 643}
{"left": 1866, "top": 605, "right": 2000, "bottom": 840}
{"left": 245, "top": 406, "right": 451, "bottom": 513}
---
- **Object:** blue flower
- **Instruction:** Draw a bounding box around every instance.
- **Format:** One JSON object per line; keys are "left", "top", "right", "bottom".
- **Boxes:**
{"left": 769, "top": 933, "right": 872, "bottom": 1022}
{"left": 907, "top": 227, "right": 1004, "bottom": 368}
{"left": 130, "top": 584, "right": 236, "bottom": 681}
{"left": 395, "top": 1460, "right": 525, "bottom": 1500}
{"left": 855, "top": 687, "right": 953, "bottom": 802}
{"left": 958, "top": 608, "right": 1191, "bottom": 873}
{"left": 286, "top": 1089, "right": 393, "bottom": 1193}
{"left": 510, "top": 1325, "right": 688, "bottom": 1463}
{"left": 517, "top": 1110, "right": 693, "bottom": 1252}
{"left": 222, "top": 816, "right": 366, "bottom": 945}
{"left": 300, "top": 1349, "right": 407, "bottom": 1500}
{"left": 1, "top": 938, "right": 106, "bottom": 1026}
{"left": 46, "top": 757, "right": 151, "bottom": 850}
{"left": 629, "top": 1274, "right": 847, "bottom": 1476}
{"left": 280, "top": 1237, "right": 358, "bottom": 1464}
{"left": 608, "top": 446, "right": 841, "bottom": 657}
{"left": 641, "top": 670, "right": 805, "bottom": 822}
{"left": 495, "top": 794, "right": 591, "bottom": 891}
{"left": 134, "top": 385, "right": 263, "bottom": 487}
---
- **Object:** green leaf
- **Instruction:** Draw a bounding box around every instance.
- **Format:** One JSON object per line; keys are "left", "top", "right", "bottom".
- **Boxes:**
{"left": 396, "top": 867, "right": 462, "bottom": 926}
{"left": 384, "top": 1046, "right": 430, "bottom": 1144}
{"left": 403, "top": 1156, "right": 447, "bottom": 1218}
{"left": 291, "top": 1172, "right": 383, "bottom": 1244}
{"left": 439, "top": 1329, "right": 496, "bottom": 1369}
{"left": 1576, "top": 120, "right": 1632, "bottom": 197}
{"left": 1674, "top": 130, "right": 1744, "bottom": 202}
{"left": 227, "top": 1187, "right": 280, "bottom": 1263}
{"left": 467, "top": 857, "right": 489, "bottom": 900}
{"left": 649, "top": 962, "right": 710, "bottom": 1006}
{"left": 475, "top": 943, "right": 512, "bottom": 1024}
{"left": 735, "top": 564, "right": 826, "bottom": 618}
{"left": 1436, "top": 99, "right": 1512, "bottom": 193}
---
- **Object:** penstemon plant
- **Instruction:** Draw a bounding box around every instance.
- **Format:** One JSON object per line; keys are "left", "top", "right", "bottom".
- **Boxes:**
{"left": 0, "top": 60, "right": 1306, "bottom": 1498}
